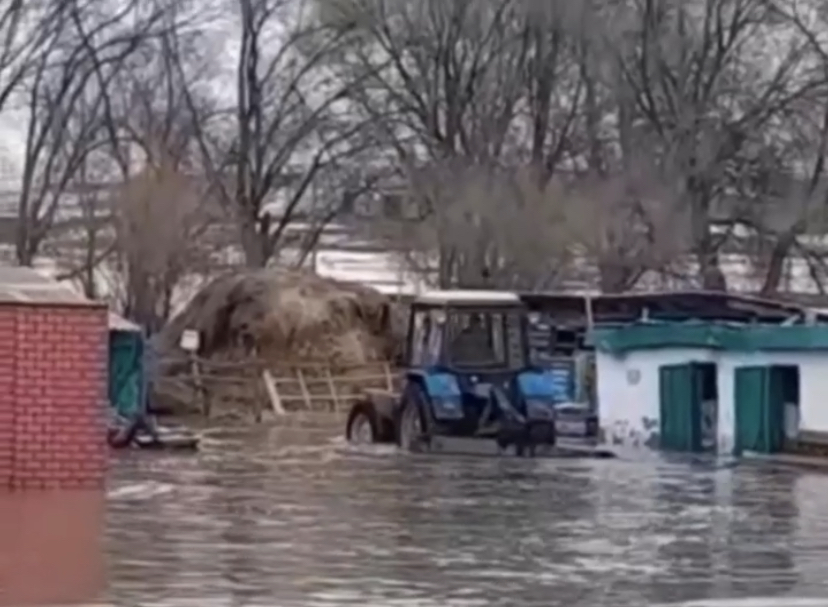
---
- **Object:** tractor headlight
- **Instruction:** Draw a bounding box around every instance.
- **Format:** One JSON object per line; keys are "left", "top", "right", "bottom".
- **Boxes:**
{"left": 525, "top": 399, "right": 555, "bottom": 421}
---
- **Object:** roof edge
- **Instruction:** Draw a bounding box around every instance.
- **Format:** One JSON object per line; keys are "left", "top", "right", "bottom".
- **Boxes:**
{"left": 589, "top": 322, "right": 828, "bottom": 355}
{"left": 0, "top": 298, "right": 107, "bottom": 310}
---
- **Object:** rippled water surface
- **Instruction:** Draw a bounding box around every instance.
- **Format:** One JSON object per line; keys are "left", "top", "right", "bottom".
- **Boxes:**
{"left": 102, "top": 424, "right": 828, "bottom": 607}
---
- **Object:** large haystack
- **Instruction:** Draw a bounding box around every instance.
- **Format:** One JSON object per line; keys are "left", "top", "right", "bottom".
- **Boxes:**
{"left": 156, "top": 268, "right": 403, "bottom": 366}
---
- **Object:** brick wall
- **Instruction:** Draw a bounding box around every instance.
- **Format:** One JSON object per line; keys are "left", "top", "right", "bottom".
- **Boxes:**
{"left": 0, "top": 307, "right": 12, "bottom": 487}
{"left": 0, "top": 303, "right": 108, "bottom": 490}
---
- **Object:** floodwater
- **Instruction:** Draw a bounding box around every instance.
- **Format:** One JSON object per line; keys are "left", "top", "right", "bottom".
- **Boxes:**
{"left": 11, "top": 423, "right": 828, "bottom": 607}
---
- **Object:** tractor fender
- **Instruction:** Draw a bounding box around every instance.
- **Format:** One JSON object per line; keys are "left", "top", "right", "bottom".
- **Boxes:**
{"left": 405, "top": 368, "right": 460, "bottom": 400}
{"left": 402, "top": 370, "right": 463, "bottom": 422}
{"left": 399, "top": 371, "right": 432, "bottom": 411}
{"left": 362, "top": 388, "right": 398, "bottom": 421}
{"left": 395, "top": 373, "right": 430, "bottom": 428}
{"left": 403, "top": 370, "right": 429, "bottom": 391}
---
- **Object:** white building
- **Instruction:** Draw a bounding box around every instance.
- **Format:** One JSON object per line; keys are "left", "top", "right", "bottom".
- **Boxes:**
{"left": 589, "top": 322, "right": 828, "bottom": 456}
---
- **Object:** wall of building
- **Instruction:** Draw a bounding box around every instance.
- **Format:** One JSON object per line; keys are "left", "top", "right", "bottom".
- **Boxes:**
{"left": 596, "top": 347, "right": 828, "bottom": 454}
{"left": 0, "top": 303, "right": 108, "bottom": 490}
{"left": 596, "top": 347, "right": 716, "bottom": 450}
{"left": 782, "top": 353, "right": 828, "bottom": 434}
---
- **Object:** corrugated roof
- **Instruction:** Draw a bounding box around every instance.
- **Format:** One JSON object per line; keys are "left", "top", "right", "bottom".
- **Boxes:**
{"left": 0, "top": 265, "right": 94, "bottom": 305}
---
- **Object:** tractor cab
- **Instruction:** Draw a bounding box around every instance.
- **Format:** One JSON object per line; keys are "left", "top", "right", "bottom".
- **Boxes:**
{"left": 405, "top": 290, "right": 528, "bottom": 379}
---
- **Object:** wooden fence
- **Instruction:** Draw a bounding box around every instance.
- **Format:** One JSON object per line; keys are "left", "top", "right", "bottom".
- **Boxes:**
{"left": 153, "top": 355, "right": 402, "bottom": 422}
{"left": 267, "top": 362, "right": 400, "bottom": 413}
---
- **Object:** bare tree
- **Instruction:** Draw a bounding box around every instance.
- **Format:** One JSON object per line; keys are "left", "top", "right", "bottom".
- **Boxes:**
{"left": 89, "top": 0, "right": 218, "bottom": 176}
{"left": 565, "top": 167, "right": 688, "bottom": 292}
{"left": 112, "top": 157, "right": 218, "bottom": 331}
{"left": 371, "top": 164, "right": 575, "bottom": 289}
{"left": 519, "top": 1, "right": 587, "bottom": 183}
{"left": 324, "top": 0, "right": 674, "bottom": 289}
{"left": 67, "top": 2, "right": 222, "bottom": 315}
{"left": 27, "top": 0, "right": 827, "bottom": 301}
{"left": 321, "top": 0, "right": 557, "bottom": 285}
{"left": 0, "top": 0, "right": 57, "bottom": 114}
{"left": 176, "top": 0, "right": 367, "bottom": 268}
{"left": 740, "top": 2, "right": 828, "bottom": 296}
{"left": 13, "top": 0, "right": 168, "bottom": 266}
{"left": 318, "top": 0, "right": 828, "bottom": 295}
{"left": 603, "top": 0, "right": 816, "bottom": 290}
{"left": 43, "top": 149, "right": 116, "bottom": 298}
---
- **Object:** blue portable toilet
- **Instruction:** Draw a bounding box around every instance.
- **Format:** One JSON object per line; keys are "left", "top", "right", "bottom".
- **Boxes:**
{"left": 108, "top": 312, "right": 145, "bottom": 419}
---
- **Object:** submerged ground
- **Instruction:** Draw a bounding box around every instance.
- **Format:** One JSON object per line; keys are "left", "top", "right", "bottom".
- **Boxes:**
{"left": 97, "top": 424, "right": 828, "bottom": 606}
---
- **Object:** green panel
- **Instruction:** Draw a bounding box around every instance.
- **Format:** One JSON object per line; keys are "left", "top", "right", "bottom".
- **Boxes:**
{"left": 588, "top": 322, "right": 828, "bottom": 355}
{"left": 108, "top": 330, "right": 145, "bottom": 417}
{"left": 733, "top": 366, "right": 785, "bottom": 455}
{"left": 734, "top": 366, "right": 766, "bottom": 454}
{"left": 767, "top": 366, "right": 787, "bottom": 453}
{"left": 659, "top": 364, "right": 702, "bottom": 452}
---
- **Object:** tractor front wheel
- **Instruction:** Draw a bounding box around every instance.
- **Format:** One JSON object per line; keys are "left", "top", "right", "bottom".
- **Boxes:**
{"left": 346, "top": 403, "right": 381, "bottom": 444}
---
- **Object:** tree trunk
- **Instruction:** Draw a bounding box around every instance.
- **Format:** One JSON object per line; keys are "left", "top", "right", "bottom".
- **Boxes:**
{"left": 598, "top": 260, "right": 633, "bottom": 293}
{"left": 695, "top": 232, "right": 727, "bottom": 290}
{"left": 760, "top": 232, "right": 796, "bottom": 296}
{"left": 438, "top": 246, "right": 455, "bottom": 288}
{"left": 239, "top": 218, "right": 268, "bottom": 268}
{"left": 689, "top": 191, "right": 726, "bottom": 291}
{"left": 15, "top": 222, "right": 35, "bottom": 266}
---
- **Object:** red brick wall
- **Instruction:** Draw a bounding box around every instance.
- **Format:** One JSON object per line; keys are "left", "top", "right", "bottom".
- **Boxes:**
{"left": 0, "top": 308, "right": 13, "bottom": 488}
{"left": 0, "top": 304, "right": 108, "bottom": 490}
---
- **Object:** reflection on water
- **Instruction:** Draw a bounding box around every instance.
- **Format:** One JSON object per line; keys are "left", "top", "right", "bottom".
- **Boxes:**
{"left": 0, "top": 490, "right": 105, "bottom": 606}
{"left": 6, "top": 423, "right": 828, "bottom": 606}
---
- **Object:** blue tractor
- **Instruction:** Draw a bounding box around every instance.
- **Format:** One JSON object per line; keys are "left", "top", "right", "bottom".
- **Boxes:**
{"left": 345, "top": 290, "right": 599, "bottom": 456}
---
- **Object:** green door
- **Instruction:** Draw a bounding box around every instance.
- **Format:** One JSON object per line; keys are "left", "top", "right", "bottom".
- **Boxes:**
{"left": 108, "top": 330, "right": 145, "bottom": 418}
{"left": 659, "top": 363, "right": 703, "bottom": 452}
{"left": 733, "top": 366, "right": 786, "bottom": 455}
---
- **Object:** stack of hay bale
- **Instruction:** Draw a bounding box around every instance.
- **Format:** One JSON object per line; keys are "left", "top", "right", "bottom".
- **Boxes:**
{"left": 153, "top": 268, "right": 406, "bottom": 416}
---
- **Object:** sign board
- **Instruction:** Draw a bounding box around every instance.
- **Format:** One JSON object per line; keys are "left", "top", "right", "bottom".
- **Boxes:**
{"left": 180, "top": 329, "right": 200, "bottom": 352}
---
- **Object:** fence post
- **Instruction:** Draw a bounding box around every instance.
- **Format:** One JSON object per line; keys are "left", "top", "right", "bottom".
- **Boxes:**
{"left": 325, "top": 367, "right": 339, "bottom": 412}
{"left": 250, "top": 350, "right": 264, "bottom": 423}
{"left": 262, "top": 369, "right": 285, "bottom": 415}
{"left": 296, "top": 368, "right": 312, "bottom": 410}
{"left": 189, "top": 353, "right": 209, "bottom": 417}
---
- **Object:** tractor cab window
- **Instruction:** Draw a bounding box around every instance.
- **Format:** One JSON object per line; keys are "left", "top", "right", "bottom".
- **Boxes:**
{"left": 410, "top": 312, "right": 427, "bottom": 364}
{"left": 505, "top": 312, "right": 526, "bottom": 367}
{"left": 409, "top": 309, "right": 443, "bottom": 366}
{"left": 447, "top": 310, "right": 522, "bottom": 369}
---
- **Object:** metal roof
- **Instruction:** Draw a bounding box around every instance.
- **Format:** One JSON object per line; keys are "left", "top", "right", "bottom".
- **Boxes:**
{"left": 520, "top": 290, "right": 828, "bottom": 325}
{"left": 0, "top": 265, "right": 94, "bottom": 305}
{"left": 108, "top": 311, "right": 141, "bottom": 332}
{"left": 413, "top": 290, "right": 521, "bottom": 306}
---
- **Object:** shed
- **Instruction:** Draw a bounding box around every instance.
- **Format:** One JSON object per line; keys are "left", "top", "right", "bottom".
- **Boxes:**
{"left": 107, "top": 312, "right": 145, "bottom": 420}
{"left": 0, "top": 266, "right": 108, "bottom": 489}
{"left": 588, "top": 322, "right": 828, "bottom": 456}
